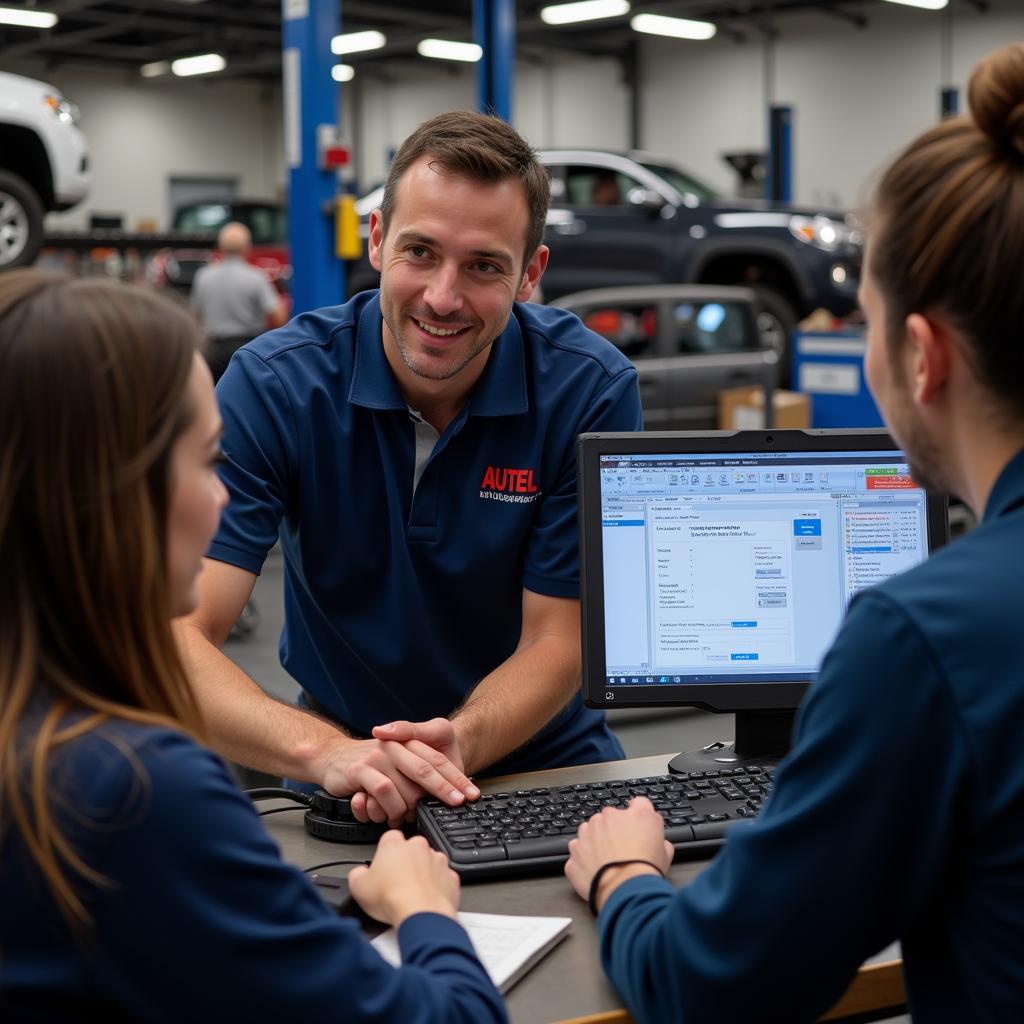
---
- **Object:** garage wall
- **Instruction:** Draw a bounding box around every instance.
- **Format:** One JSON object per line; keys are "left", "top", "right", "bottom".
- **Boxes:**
{"left": 638, "top": 0, "right": 1024, "bottom": 208}
{"left": 13, "top": 0, "right": 1024, "bottom": 230}
{"left": 8, "top": 60, "right": 284, "bottom": 230}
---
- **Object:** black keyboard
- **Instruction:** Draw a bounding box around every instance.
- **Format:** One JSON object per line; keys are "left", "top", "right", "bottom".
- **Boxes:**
{"left": 416, "top": 765, "right": 775, "bottom": 880}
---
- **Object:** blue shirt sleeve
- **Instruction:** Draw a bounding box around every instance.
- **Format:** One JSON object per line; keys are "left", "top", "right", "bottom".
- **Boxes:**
{"left": 85, "top": 731, "right": 506, "bottom": 1024}
{"left": 522, "top": 366, "right": 642, "bottom": 597}
{"left": 597, "top": 589, "right": 974, "bottom": 1024}
{"left": 208, "top": 347, "right": 298, "bottom": 574}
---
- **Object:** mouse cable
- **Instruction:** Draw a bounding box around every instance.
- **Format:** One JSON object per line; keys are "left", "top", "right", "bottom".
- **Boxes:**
{"left": 303, "top": 859, "right": 371, "bottom": 873}
{"left": 245, "top": 786, "right": 313, "bottom": 808}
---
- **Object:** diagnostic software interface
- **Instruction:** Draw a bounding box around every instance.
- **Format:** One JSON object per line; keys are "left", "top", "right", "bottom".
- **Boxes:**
{"left": 600, "top": 449, "right": 929, "bottom": 686}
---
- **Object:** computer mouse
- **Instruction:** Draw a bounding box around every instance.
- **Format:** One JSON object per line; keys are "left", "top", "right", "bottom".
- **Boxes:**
{"left": 308, "top": 872, "right": 387, "bottom": 936}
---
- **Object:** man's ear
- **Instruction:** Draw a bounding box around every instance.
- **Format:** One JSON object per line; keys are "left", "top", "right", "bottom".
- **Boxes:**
{"left": 368, "top": 209, "right": 385, "bottom": 273}
{"left": 905, "top": 312, "right": 952, "bottom": 405}
{"left": 516, "top": 245, "right": 549, "bottom": 303}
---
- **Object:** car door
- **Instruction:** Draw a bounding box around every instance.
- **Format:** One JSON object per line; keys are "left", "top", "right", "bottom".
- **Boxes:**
{"left": 541, "top": 158, "right": 673, "bottom": 300}
{"left": 663, "top": 295, "right": 777, "bottom": 430}
{"left": 569, "top": 299, "right": 675, "bottom": 430}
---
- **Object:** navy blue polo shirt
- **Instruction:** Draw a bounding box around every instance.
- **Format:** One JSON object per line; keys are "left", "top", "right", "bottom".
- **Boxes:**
{"left": 210, "top": 291, "right": 641, "bottom": 772}
{"left": 596, "top": 449, "right": 1024, "bottom": 1023}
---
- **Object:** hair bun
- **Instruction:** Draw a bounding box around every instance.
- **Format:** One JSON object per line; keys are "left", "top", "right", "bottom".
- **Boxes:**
{"left": 968, "top": 41, "right": 1024, "bottom": 161}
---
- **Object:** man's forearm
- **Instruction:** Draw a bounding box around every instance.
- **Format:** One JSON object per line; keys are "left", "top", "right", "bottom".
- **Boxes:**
{"left": 174, "top": 620, "right": 350, "bottom": 783}
{"left": 451, "top": 634, "right": 580, "bottom": 776}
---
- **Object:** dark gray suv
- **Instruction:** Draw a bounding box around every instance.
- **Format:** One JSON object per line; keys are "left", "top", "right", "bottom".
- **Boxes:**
{"left": 352, "top": 149, "right": 861, "bottom": 381}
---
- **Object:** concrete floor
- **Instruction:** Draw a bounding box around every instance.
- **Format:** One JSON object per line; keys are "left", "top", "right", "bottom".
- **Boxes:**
{"left": 226, "top": 545, "right": 909, "bottom": 1023}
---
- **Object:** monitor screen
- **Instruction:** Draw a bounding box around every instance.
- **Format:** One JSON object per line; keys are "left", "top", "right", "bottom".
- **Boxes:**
{"left": 579, "top": 430, "right": 949, "bottom": 726}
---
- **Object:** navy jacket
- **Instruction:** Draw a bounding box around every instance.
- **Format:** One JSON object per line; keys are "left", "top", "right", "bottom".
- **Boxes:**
{"left": 598, "top": 450, "right": 1024, "bottom": 1023}
{"left": 0, "top": 723, "right": 506, "bottom": 1023}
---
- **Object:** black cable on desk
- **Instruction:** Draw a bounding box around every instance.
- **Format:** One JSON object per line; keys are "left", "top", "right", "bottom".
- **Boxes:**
{"left": 303, "top": 859, "right": 371, "bottom": 873}
{"left": 245, "top": 786, "right": 313, "bottom": 806}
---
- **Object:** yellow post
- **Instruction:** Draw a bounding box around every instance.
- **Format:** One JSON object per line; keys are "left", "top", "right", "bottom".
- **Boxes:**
{"left": 335, "top": 194, "right": 362, "bottom": 260}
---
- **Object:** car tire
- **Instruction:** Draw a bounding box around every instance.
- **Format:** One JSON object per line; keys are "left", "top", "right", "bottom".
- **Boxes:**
{"left": 0, "top": 170, "right": 46, "bottom": 270}
{"left": 753, "top": 286, "right": 797, "bottom": 387}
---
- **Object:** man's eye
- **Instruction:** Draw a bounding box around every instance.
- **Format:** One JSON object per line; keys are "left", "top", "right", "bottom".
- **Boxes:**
{"left": 409, "top": 246, "right": 429, "bottom": 258}
{"left": 474, "top": 261, "right": 499, "bottom": 274}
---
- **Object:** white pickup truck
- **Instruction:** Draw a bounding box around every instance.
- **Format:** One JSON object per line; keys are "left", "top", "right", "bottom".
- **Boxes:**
{"left": 0, "top": 71, "right": 90, "bottom": 269}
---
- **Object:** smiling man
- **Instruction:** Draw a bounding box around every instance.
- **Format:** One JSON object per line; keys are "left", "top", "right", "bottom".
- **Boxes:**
{"left": 175, "top": 112, "right": 642, "bottom": 823}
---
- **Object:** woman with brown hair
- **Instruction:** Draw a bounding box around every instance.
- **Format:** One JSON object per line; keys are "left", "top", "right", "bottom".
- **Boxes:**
{"left": 0, "top": 270, "right": 505, "bottom": 1022}
{"left": 564, "top": 41, "right": 1024, "bottom": 1023}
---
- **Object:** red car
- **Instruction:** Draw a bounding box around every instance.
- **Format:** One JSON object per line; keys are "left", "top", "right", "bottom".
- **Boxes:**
{"left": 147, "top": 199, "right": 291, "bottom": 296}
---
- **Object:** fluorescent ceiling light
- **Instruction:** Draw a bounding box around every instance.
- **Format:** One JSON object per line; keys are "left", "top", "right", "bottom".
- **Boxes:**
{"left": 171, "top": 53, "right": 226, "bottom": 77}
{"left": 140, "top": 60, "right": 171, "bottom": 78}
{"left": 331, "top": 29, "right": 386, "bottom": 55}
{"left": 880, "top": 0, "right": 948, "bottom": 8}
{"left": 540, "top": 0, "right": 629, "bottom": 25}
{"left": 630, "top": 13, "right": 716, "bottom": 41}
{"left": 417, "top": 39, "right": 482, "bottom": 62}
{"left": 332, "top": 64, "right": 354, "bottom": 82}
{"left": 0, "top": 6, "right": 58, "bottom": 28}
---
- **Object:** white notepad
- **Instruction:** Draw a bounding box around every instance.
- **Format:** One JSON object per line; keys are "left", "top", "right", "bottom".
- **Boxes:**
{"left": 371, "top": 911, "right": 572, "bottom": 993}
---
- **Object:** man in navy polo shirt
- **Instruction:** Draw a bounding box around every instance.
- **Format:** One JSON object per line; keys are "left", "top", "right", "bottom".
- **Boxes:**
{"left": 176, "top": 111, "right": 642, "bottom": 824}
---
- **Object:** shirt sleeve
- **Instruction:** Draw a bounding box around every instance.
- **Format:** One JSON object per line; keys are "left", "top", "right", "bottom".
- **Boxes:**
{"left": 207, "top": 347, "right": 297, "bottom": 574}
{"left": 87, "top": 732, "right": 506, "bottom": 1024}
{"left": 521, "top": 365, "right": 642, "bottom": 597}
{"left": 596, "top": 589, "right": 974, "bottom": 1024}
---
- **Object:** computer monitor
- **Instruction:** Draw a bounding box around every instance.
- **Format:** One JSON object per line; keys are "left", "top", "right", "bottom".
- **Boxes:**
{"left": 578, "top": 428, "right": 949, "bottom": 772}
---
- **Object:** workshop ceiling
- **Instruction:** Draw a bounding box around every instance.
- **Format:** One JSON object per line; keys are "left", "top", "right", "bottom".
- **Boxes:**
{"left": 0, "top": 0, "right": 988, "bottom": 82}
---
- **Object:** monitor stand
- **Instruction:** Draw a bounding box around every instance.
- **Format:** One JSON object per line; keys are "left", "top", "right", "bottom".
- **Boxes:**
{"left": 667, "top": 709, "right": 795, "bottom": 773}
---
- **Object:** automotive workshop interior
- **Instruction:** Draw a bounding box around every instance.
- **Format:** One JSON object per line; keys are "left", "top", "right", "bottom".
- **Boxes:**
{"left": 2, "top": 2, "right": 1023, "bottom": 1022}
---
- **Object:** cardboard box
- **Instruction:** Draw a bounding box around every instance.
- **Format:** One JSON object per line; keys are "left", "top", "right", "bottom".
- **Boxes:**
{"left": 718, "top": 386, "right": 811, "bottom": 430}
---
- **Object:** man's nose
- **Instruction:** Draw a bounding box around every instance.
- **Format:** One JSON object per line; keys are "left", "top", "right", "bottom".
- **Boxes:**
{"left": 422, "top": 263, "right": 463, "bottom": 318}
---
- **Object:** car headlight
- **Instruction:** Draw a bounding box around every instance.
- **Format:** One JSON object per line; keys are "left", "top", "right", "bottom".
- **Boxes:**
{"left": 44, "top": 94, "right": 80, "bottom": 127}
{"left": 788, "top": 215, "right": 857, "bottom": 252}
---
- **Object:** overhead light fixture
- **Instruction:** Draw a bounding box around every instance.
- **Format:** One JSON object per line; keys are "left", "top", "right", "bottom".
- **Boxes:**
{"left": 140, "top": 60, "right": 171, "bottom": 78}
{"left": 540, "top": 0, "right": 630, "bottom": 25}
{"left": 630, "top": 13, "right": 716, "bottom": 41}
{"left": 332, "top": 64, "right": 354, "bottom": 82}
{"left": 0, "top": 6, "right": 58, "bottom": 28}
{"left": 880, "top": 0, "right": 948, "bottom": 8}
{"left": 417, "top": 39, "right": 482, "bottom": 63}
{"left": 170, "top": 53, "right": 226, "bottom": 77}
{"left": 331, "top": 29, "right": 386, "bottom": 55}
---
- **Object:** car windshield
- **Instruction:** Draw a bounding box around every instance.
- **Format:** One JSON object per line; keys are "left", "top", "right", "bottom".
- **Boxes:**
{"left": 638, "top": 161, "right": 718, "bottom": 201}
{"left": 173, "top": 203, "right": 287, "bottom": 245}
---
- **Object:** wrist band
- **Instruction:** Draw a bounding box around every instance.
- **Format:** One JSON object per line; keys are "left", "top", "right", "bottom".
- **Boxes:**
{"left": 587, "top": 859, "right": 665, "bottom": 916}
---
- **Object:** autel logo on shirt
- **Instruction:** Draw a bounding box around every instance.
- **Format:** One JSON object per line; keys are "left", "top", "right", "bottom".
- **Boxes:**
{"left": 480, "top": 466, "right": 541, "bottom": 504}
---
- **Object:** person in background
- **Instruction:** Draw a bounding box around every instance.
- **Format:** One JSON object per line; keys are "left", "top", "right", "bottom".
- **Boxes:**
{"left": 0, "top": 270, "right": 505, "bottom": 1024}
{"left": 590, "top": 170, "right": 622, "bottom": 206}
{"left": 564, "top": 41, "right": 1024, "bottom": 1023}
{"left": 176, "top": 111, "right": 642, "bottom": 824}
{"left": 191, "top": 220, "right": 287, "bottom": 383}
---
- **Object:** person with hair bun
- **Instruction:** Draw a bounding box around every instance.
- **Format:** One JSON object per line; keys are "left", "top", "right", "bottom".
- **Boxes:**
{"left": 0, "top": 270, "right": 505, "bottom": 1022}
{"left": 563, "top": 42, "right": 1024, "bottom": 1023}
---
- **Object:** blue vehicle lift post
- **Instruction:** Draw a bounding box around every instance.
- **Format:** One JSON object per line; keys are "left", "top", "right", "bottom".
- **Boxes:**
{"left": 766, "top": 104, "right": 793, "bottom": 204}
{"left": 282, "top": 0, "right": 344, "bottom": 314}
{"left": 474, "top": 0, "right": 515, "bottom": 121}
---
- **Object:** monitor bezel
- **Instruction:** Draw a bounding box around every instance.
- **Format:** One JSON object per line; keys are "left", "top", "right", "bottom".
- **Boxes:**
{"left": 578, "top": 428, "right": 950, "bottom": 713}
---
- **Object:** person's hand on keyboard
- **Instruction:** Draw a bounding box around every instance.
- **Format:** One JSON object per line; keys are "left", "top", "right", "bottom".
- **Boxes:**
{"left": 564, "top": 797, "right": 675, "bottom": 913}
{"left": 318, "top": 722, "right": 478, "bottom": 826}
{"left": 347, "top": 830, "right": 461, "bottom": 925}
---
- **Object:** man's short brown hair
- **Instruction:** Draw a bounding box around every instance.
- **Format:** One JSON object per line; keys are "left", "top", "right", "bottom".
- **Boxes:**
{"left": 379, "top": 111, "right": 550, "bottom": 265}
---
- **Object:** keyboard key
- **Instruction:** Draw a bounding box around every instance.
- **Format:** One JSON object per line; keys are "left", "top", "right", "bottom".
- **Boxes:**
{"left": 506, "top": 835, "right": 572, "bottom": 860}
{"left": 448, "top": 844, "right": 508, "bottom": 863}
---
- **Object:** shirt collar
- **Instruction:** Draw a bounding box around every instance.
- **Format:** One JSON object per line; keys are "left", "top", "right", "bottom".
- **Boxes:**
{"left": 348, "top": 292, "right": 529, "bottom": 417}
{"left": 982, "top": 447, "right": 1024, "bottom": 521}
{"left": 349, "top": 294, "right": 406, "bottom": 410}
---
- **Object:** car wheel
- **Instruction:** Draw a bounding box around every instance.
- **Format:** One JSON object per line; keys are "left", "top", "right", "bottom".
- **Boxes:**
{"left": 0, "top": 170, "right": 45, "bottom": 270}
{"left": 753, "top": 286, "right": 797, "bottom": 387}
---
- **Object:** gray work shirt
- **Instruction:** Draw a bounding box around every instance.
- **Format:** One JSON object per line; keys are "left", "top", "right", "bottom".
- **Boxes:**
{"left": 191, "top": 256, "right": 279, "bottom": 339}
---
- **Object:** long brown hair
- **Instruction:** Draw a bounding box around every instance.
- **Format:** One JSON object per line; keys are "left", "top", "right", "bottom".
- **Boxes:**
{"left": 872, "top": 42, "right": 1024, "bottom": 421}
{"left": 0, "top": 270, "right": 205, "bottom": 930}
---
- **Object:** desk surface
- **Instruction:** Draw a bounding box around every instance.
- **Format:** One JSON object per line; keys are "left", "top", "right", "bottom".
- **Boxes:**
{"left": 263, "top": 753, "right": 904, "bottom": 1024}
